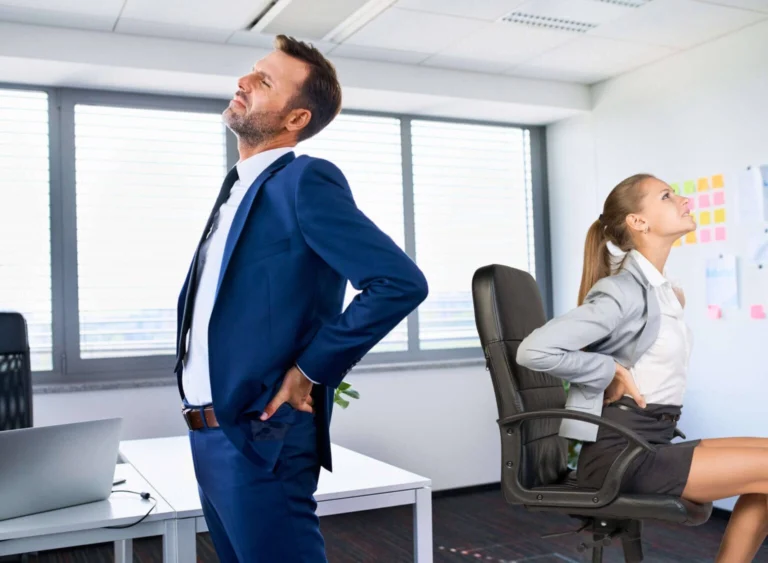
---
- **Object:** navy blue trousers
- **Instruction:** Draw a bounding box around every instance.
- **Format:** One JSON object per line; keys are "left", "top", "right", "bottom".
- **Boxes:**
{"left": 189, "top": 404, "right": 327, "bottom": 562}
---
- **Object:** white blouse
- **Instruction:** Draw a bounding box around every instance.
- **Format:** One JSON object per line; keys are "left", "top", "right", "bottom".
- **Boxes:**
{"left": 615, "top": 250, "right": 693, "bottom": 406}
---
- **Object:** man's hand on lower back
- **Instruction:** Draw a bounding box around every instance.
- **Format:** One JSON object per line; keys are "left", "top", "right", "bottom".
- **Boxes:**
{"left": 260, "top": 365, "right": 314, "bottom": 421}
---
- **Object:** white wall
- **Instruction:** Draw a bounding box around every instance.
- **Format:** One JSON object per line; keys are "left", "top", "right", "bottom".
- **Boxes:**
{"left": 34, "top": 364, "right": 501, "bottom": 492}
{"left": 547, "top": 20, "right": 768, "bottom": 510}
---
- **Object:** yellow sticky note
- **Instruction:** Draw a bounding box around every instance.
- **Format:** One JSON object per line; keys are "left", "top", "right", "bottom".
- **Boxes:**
{"left": 685, "top": 232, "right": 697, "bottom": 244}
{"left": 699, "top": 211, "right": 711, "bottom": 225}
{"left": 698, "top": 178, "right": 710, "bottom": 191}
{"left": 714, "top": 208, "right": 726, "bottom": 223}
{"left": 684, "top": 180, "right": 696, "bottom": 194}
{"left": 712, "top": 174, "right": 724, "bottom": 189}
{"left": 670, "top": 183, "right": 680, "bottom": 194}
{"left": 672, "top": 237, "right": 682, "bottom": 247}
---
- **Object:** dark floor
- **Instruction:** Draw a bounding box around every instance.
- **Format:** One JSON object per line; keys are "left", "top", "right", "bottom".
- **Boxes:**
{"left": 17, "top": 488, "right": 768, "bottom": 562}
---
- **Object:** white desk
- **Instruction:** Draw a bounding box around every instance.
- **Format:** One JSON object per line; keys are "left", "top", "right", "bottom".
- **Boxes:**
{"left": 120, "top": 436, "right": 433, "bottom": 562}
{"left": 0, "top": 464, "right": 178, "bottom": 562}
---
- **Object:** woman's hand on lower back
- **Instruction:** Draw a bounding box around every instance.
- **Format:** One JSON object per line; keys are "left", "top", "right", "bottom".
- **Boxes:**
{"left": 603, "top": 362, "right": 646, "bottom": 408}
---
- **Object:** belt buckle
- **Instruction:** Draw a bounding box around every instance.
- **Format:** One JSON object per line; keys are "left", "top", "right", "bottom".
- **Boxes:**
{"left": 181, "top": 407, "right": 195, "bottom": 430}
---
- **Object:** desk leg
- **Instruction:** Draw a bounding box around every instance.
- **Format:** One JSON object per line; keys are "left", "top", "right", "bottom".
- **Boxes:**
{"left": 115, "top": 539, "right": 133, "bottom": 563}
{"left": 414, "top": 486, "right": 433, "bottom": 563}
{"left": 163, "top": 518, "right": 196, "bottom": 563}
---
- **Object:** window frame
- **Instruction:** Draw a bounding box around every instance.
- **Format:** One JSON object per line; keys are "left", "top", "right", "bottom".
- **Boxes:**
{"left": 0, "top": 83, "right": 551, "bottom": 387}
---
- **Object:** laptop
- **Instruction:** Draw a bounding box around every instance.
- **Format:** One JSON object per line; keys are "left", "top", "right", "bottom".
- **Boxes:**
{"left": 0, "top": 418, "right": 122, "bottom": 521}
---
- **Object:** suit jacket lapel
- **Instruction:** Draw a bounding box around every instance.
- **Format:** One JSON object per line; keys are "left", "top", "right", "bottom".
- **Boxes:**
{"left": 216, "top": 152, "right": 295, "bottom": 296}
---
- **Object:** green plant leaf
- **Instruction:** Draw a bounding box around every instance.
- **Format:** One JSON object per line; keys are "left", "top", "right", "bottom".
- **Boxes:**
{"left": 334, "top": 396, "right": 350, "bottom": 409}
{"left": 341, "top": 389, "right": 360, "bottom": 399}
{"left": 338, "top": 382, "right": 351, "bottom": 391}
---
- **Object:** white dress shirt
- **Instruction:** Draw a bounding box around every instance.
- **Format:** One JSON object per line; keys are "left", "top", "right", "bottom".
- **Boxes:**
{"left": 182, "top": 148, "right": 293, "bottom": 406}
{"left": 621, "top": 250, "right": 693, "bottom": 406}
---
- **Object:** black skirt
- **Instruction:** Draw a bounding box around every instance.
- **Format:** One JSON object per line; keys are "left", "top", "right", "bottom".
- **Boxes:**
{"left": 577, "top": 397, "right": 700, "bottom": 497}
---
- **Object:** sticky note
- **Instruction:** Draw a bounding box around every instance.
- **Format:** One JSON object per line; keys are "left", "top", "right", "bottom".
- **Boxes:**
{"left": 751, "top": 305, "right": 766, "bottom": 319}
{"left": 700, "top": 228, "right": 712, "bottom": 243}
{"left": 699, "top": 194, "right": 711, "bottom": 208}
{"left": 712, "top": 174, "right": 724, "bottom": 189}
{"left": 715, "top": 226, "right": 726, "bottom": 241}
{"left": 688, "top": 197, "right": 696, "bottom": 210}
{"left": 670, "top": 183, "right": 680, "bottom": 194}
{"left": 713, "top": 191, "right": 725, "bottom": 206}
{"left": 714, "top": 208, "right": 726, "bottom": 223}
{"left": 699, "top": 211, "right": 712, "bottom": 225}
{"left": 685, "top": 231, "right": 697, "bottom": 244}
{"left": 672, "top": 237, "right": 682, "bottom": 247}
{"left": 684, "top": 180, "right": 696, "bottom": 195}
{"left": 707, "top": 305, "right": 722, "bottom": 319}
{"left": 698, "top": 178, "right": 710, "bottom": 191}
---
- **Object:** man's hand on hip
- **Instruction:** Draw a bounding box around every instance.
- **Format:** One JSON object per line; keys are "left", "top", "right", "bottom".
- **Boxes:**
{"left": 260, "top": 365, "right": 314, "bottom": 420}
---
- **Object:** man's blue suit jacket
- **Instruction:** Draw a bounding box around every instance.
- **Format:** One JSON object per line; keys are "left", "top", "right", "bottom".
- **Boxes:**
{"left": 175, "top": 152, "right": 428, "bottom": 471}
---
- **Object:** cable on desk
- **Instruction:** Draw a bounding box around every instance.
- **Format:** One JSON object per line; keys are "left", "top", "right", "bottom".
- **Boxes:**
{"left": 103, "top": 489, "right": 158, "bottom": 530}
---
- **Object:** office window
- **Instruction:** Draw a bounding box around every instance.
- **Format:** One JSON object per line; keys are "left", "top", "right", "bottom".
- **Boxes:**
{"left": 73, "top": 105, "right": 227, "bottom": 359}
{"left": 0, "top": 89, "right": 52, "bottom": 371}
{"left": 411, "top": 120, "right": 533, "bottom": 350}
{"left": 297, "top": 114, "right": 407, "bottom": 352}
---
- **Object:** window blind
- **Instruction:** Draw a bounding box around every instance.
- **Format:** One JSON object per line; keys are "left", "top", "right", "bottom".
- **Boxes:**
{"left": 74, "top": 105, "right": 227, "bottom": 359}
{"left": 297, "top": 114, "right": 407, "bottom": 352}
{"left": 411, "top": 120, "right": 534, "bottom": 350}
{"left": 0, "top": 89, "right": 52, "bottom": 371}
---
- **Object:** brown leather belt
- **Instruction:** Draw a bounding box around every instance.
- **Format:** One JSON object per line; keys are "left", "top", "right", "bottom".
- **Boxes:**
{"left": 182, "top": 405, "right": 219, "bottom": 430}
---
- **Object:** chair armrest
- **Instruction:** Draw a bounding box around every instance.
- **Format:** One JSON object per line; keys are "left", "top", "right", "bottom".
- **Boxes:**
{"left": 497, "top": 409, "right": 656, "bottom": 509}
{"left": 498, "top": 409, "right": 655, "bottom": 453}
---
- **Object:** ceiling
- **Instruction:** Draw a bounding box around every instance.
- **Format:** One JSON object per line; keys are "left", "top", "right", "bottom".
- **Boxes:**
{"left": 0, "top": 0, "right": 766, "bottom": 85}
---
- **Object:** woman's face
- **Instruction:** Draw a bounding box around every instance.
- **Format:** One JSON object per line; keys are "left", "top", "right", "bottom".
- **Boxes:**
{"left": 631, "top": 177, "right": 696, "bottom": 239}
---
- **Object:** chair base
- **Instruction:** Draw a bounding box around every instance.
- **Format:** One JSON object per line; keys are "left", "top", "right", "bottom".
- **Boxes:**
{"left": 543, "top": 518, "right": 644, "bottom": 562}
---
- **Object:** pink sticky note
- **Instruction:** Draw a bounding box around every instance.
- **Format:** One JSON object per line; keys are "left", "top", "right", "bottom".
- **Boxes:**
{"left": 700, "top": 228, "right": 712, "bottom": 243}
{"left": 751, "top": 305, "right": 766, "bottom": 319}
{"left": 707, "top": 305, "right": 722, "bottom": 319}
{"left": 715, "top": 226, "right": 727, "bottom": 241}
{"left": 688, "top": 197, "right": 696, "bottom": 210}
{"left": 699, "top": 194, "right": 711, "bottom": 208}
{"left": 713, "top": 191, "right": 725, "bottom": 206}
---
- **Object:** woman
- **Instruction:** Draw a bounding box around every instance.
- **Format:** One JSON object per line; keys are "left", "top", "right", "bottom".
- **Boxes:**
{"left": 516, "top": 173, "right": 768, "bottom": 562}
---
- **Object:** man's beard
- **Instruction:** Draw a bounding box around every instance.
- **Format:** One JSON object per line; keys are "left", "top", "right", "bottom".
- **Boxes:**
{"left": 223, "top": 106, "right": 286, "bottom": 147}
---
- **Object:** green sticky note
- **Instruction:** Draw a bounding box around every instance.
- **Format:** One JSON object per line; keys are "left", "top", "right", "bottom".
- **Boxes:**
{"left": 670, "top": 183, "right": 680, "bottom": 194}
{"left": 684, "top": 180, "right": 696, "bottom": 194}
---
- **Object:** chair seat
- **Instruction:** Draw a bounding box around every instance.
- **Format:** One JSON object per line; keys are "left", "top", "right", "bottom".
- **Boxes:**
{"left": 525, "top": 472, "right": 712, "bottom": 526}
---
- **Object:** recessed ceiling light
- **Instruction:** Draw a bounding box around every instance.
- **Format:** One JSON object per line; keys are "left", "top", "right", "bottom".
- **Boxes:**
{"left": 592, "top": 0, "right": 653, "bottom": 7}
{"left": 501, "top": 12, "right": 598, "bottom": 33}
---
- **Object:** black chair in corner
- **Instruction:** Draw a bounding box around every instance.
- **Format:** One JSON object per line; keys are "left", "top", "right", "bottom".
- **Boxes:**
{"left": 0, "top": 312, "right": 33, "bottom": 431}
{"left": 471, "top": 265, "right": 711, "bottom": 563}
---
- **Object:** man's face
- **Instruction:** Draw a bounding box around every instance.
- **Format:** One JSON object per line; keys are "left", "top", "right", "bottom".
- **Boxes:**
{"left": 223, "top": 50, "right": 310, "bottom": 145}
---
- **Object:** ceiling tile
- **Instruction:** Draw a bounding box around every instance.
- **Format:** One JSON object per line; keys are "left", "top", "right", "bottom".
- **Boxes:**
{"left": 119, "top": 0, "right": 271, "bottom": 30}
{"left": 419, "top": 55, "right": 515, "bottom": 74}
{"left": 516, "top": 36, "right": 675, "bottom": 83}
{"left": 507, "top": 64, "right": 610, "bottom": 84}
{"left": 0, "top": 1, "right": 123, "bottom": 30}
{"left": 510, "top": 0, "right": 637, "bottom": 26}
{"left": 329, "top": 44, "right": 430, "bottom": 64}
{"left": 590, "top": 0, "right": 766, "bottom": 49}
{"left": 114, "top": 19, "right": 232, "bottom": 43}
{"left": 345, "top": 7, "right": 487, "bottom": 53}
{"left": 258, "top": 0, "right": 370, "bottom": 40}
{"left": 436, "top": 20, "right": 575, "bottom": 66}
{"left": 697, "top": 0, "right": 768, "bottom": 13}
{"left": 394, "top": 0, "right": 527, "bottom": 21}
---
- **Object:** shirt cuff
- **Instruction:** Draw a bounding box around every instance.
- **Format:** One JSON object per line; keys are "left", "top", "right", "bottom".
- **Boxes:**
{"left": 295, "top": 363, "right": 319, "bottom": 385}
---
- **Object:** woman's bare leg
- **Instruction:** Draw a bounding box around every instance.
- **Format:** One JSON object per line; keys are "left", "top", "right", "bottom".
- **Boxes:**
{"left": 682, "top": 446, "right": 768, "bottom": 562}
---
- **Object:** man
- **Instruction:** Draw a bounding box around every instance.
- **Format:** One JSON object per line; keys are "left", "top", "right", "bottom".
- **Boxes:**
{"left": 175, "top": 35, "right": 428, "bottom": 562}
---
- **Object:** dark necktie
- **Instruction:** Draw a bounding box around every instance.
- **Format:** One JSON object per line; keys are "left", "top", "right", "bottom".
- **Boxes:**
{"left": 175, "top": 166, "right": 240, "bottom": 373}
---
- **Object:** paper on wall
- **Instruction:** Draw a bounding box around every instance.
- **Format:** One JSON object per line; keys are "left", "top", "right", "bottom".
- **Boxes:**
{"left": 705, "top": 255, "right": 739, "bottom": 309}
{"left": 736, "top": 166, "right": 768, "bottom": 224}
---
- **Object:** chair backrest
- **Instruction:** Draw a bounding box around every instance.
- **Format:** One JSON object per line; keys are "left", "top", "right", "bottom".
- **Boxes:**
{"left": 0, "top": 312, "right": 33, "bottom": 430}
{"left": 472, "top": 265, "right": 568, "bottom": 489}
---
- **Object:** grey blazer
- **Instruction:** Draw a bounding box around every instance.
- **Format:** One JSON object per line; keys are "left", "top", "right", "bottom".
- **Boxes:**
{"left": 516, "top": 253, "right": 661, "bottom": 442}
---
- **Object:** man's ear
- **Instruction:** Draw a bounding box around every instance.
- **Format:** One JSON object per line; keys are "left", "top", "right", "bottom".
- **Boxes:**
{"left": 285, "top": 108, "right": 311, "bottom": 134}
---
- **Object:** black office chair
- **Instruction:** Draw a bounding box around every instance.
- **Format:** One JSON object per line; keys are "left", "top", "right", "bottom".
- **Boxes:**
{"left": 0, "top": 312, "right": 33, "bottom": 431}
{"left": 471, "top": 265, "right": 712, "bottom": 562}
